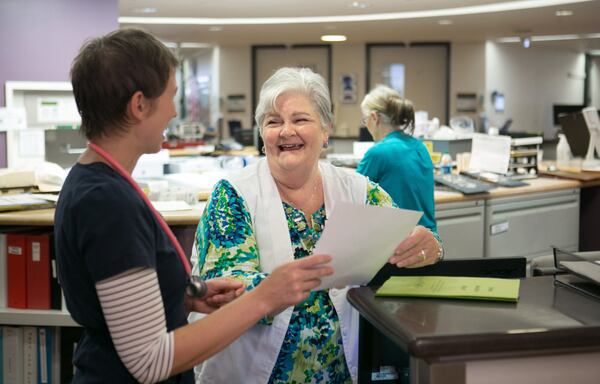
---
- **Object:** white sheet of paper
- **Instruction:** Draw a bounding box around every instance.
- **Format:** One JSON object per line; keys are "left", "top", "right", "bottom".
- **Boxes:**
{"left": 313, "top": 202, "right": 422, "bottom": 290}
{"left": 468, "top": 134, "right": 511, "bottom": 174}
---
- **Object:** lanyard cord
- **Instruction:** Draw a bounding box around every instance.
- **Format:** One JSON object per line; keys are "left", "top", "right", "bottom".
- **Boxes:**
{"left": 87, "top": 142, "right": 191, "bottom": 276}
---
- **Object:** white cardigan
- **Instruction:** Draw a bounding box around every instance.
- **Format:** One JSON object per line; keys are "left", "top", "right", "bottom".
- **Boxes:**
{"left": 192, "top": 158, "right": 367, "bottom": 384}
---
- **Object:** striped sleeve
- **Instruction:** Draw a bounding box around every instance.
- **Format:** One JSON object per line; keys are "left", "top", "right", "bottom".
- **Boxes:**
{"left": 96, "top": 267, "right": 174, "bottom": 384}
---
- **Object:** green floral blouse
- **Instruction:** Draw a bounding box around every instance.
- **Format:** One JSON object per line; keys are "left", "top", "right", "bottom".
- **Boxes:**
{"left": 195, "top": 179, "right": 395, "bottom": 383}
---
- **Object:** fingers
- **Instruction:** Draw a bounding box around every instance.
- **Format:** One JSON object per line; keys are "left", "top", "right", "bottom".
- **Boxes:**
{"left": 390, "top": 227, "right": 441, "bottom": 268}
{"left": 205, "top": 277, "right": 244, "bottom": 293}
{"left": 293, "top": 253, "right": 332, "bottom": 268}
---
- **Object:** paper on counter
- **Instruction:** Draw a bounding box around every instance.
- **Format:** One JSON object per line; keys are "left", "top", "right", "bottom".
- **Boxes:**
{"left": 313, "top": 202, "right": 422, "bottom": 290}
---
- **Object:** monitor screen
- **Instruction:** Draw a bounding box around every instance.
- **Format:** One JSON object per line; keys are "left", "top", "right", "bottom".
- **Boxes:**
{"left": 553, "top": 104, "right": 585, "bottom": 126}
{"left": 558, "top": 112, "right": 589, "bottom": 158}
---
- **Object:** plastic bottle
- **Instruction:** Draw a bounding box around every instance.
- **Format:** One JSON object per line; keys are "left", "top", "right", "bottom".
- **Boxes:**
{"left": 556, "top": 133, "right": 572, "bottom": 168}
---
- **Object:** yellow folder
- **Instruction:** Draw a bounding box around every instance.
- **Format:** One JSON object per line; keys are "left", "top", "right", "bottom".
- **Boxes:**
{"left": 376, "top": 276, "right": 520, "bottom": 302}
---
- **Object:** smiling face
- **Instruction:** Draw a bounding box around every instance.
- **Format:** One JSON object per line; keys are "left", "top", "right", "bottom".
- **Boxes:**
{"left": 262, "top": 91, "right": 328, "bottom": 176}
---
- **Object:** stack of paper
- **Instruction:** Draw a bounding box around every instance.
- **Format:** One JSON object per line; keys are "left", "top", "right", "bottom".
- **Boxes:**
{"left": 376, "top": 276, "right": 520, "bottom": 302}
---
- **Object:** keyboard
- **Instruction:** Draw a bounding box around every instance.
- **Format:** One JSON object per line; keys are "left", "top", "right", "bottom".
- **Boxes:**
{"left": 461, "top": 171, "right": 529, "bottom": 188}
{"left": 434, "top": 174, "right": 496, "bottom": 195}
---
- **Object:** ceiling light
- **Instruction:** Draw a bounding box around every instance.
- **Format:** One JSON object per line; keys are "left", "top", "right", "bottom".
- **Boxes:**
{"left": 522, "top": 37, "right": 531, "bottom": 48}
{"left": 438, "top": 19, "right": 453, "bottom": 25}
{"left": 321, "top": 35, "right": 347, "bottom": 42}
{"left": 209, "top": 26, "right": 223, "bottom": 32}
{"left": 532, "top": 34, "right": 578, "bottom": 41}
{"left": 119, "top": 0, "right": 593, "bottom": 25}
{"left": 161, "top": 41, "right": 212, "bottom": 49}
{"left": 180, "top": 42, "right": 212, "bottom": 49}
{"left": 555, "top": 10, "right": 573, "bottom": 16}
{"left": 589, "top": 50, "right": 600, "bottom": 55}
{"left": 349, "top": 1, "right": 370, "bottom": 8}
{"left": 130, "top": 7, "right": 157, "bottom": 14}
{"left": 497, "top": 32, "right": 600, "bottom": 44}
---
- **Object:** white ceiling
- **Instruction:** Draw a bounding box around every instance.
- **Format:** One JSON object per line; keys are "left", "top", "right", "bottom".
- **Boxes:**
{"left": 118, "top": 0, "right": 600, "bottom": 50}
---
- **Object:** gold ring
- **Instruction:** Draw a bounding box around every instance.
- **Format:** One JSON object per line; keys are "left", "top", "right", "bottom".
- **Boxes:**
{"left": 420, "top": 249, "right": 426, "bottom": 261}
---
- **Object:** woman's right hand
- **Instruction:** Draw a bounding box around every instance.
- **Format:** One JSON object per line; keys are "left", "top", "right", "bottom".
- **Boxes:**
{"left": 255, "top": 254, "right": 333, "bottom": 316}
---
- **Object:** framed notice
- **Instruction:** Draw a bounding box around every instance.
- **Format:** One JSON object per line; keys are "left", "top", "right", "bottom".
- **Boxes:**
{"left": 226, "top": 94, "right": 246, "bottom": 113}
{"left": 341, "top": 73, "right": 357, "bottom": 104}
{"left": 456, "top": 93, "right": 477, "bottom": 113}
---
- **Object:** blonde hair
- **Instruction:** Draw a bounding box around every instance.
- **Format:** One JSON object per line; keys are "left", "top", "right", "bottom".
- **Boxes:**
{"left": 361, "top": 85, "right": 414, "bottom": 134}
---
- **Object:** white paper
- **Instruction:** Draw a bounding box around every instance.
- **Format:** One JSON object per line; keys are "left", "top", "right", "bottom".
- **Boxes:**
{"left": 313, "top": 202, "right": 422, "bottom": 290}
{"left": 468, "top": 134, "right": 511, "bottom": 174}
{"left": 152, "top": 200, "right": 192, "bottom": 212}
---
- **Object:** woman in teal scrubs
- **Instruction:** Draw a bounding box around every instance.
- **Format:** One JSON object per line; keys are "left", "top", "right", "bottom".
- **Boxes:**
{"left": 357, "top": 85, "right": 439, "bottom": 239}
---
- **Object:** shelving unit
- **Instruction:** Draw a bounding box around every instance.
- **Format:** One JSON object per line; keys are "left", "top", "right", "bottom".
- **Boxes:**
{"left": 508, "top": 136, "right": 543, "bottom": 179}
{"left": 0, "top": 307, "right": 77, "bottom": 327}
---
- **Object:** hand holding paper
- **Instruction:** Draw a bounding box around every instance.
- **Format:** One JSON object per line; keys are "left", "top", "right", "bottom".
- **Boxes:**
{"left": 313, "top": 202, "right": 422, "bottom": 290}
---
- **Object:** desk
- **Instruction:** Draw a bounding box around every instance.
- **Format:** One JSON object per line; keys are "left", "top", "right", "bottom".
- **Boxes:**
{"left": 348, "top": 276, "right": 600, "bottom": 384}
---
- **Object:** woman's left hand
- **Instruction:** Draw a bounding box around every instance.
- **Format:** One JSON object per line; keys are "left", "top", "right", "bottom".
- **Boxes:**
{"left": 388, "top": 225, "right": 442, "bottom": 268}
{"left": 186, "top": 277, "right": 245, "bottom": 314}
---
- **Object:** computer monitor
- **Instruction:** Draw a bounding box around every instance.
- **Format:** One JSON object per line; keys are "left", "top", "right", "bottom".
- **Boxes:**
{"left": 558, "top": 112, "right": 589, "bottom": 158}
{"left": 553, "top": 104, "right": 585, "bottom": 126}
{"left": 559, "top": 107, "right": 600, "bottom": 171}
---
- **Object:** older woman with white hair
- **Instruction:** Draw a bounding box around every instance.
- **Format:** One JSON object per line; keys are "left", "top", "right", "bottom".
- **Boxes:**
{"left": 191, "top": 67, "right": 443, "bottom": 383}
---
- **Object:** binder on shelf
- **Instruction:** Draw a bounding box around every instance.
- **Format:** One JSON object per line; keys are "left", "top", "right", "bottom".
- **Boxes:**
{"left": 2, "top": 326, "right": 24, "bottom": 384}
{"left": 23, "top": 326, "right": 38, "bottom": 384}
{"left": 48, "top": 235, "right": 62, "bottom": 310}
{"left": 1, "top": 226, "right": 37, "bottom": 308}
{"left": 26, "top": 232, "right": 52, "bottom": 310}
{"left": 37, "top": 326, "right": 53, "bottom": 384}
{"left": 6, "top": 233, "right": 28, "bottom": 308}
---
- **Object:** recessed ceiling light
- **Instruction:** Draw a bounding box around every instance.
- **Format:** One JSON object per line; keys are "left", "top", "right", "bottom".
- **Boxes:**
{"left": 349, "top": 1, "right": 370, "bottom": 9}
{"left": 321, "top": 35, "right": 347, "bottom": 42}
{"left": 438, "top": 19, "right": 453, "bottom": 25}
{"left": 555, "top": 10, "right": 573, "bottom": 16}
{"left": 130, "top": 7, "right": 157, "bottom": 14}
{"left": 209, "top": 26, "right": 223, "bottom": 32}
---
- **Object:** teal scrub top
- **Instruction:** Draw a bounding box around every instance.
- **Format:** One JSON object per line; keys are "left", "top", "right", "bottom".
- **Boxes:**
{"left": 356, "top": 130, "right": 438, "bottom": 236}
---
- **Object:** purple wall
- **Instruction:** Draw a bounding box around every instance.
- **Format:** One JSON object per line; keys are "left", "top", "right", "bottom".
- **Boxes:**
{"left": 0, "top": 0, "right": 118, "bottom": 106}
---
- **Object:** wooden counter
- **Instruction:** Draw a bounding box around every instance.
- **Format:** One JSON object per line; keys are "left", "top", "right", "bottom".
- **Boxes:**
{"left": 434, "top": 176, "right": 580, "bottom": 204}
{"left": 0, "top": 177, "right": 581, "bottom": 226}
{"left": 0, "top": 204, "right": 206, "bottom": 227}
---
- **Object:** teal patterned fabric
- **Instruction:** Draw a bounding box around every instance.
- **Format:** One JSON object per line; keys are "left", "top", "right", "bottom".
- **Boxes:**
{"left": 196, "top": 178, "right": 394, "bottom": 383}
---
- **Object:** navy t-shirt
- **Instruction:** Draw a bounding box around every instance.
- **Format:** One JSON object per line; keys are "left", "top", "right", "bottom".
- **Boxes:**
{"left": 55, "top": 162, "right": 193, "bottom": 383}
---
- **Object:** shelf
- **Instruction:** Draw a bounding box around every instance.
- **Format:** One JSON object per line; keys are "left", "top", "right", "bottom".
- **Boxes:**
{"left": 510, "top": 150, "right": 538, "bottom": 157}
{"left": 0, "top": 307, "right": 79, "bottom": 327}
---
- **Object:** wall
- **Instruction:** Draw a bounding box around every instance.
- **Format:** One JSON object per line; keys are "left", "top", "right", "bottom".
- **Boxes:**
{"left": 331, "top": 44, "right": 365, "bottom": 137}
{"left": 485, "top": 42, "right": 585, "bottom": 138}
{"left": 0, "top": 0, "right": 118, "bottom": 106}
{"left": 590, "top": 56, "right": 600, "bottom": 109}
{"left": 219, "top": 45, "right": 252, "bottom": 134}
{"left": 450, "top": 42, "right": 486, "bottom": 130}
{"left": 215, "top": 41, "right": 588, "bottom": 143}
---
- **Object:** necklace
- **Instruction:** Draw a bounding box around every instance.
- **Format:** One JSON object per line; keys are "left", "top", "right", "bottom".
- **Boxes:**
{"left": 276, "top": 173, "right": 323, "bottom": 217}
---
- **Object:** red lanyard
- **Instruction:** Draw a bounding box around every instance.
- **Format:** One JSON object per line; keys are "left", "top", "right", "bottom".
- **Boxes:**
{"left": 87, "top": 143, "right": 191, "bottom": 275}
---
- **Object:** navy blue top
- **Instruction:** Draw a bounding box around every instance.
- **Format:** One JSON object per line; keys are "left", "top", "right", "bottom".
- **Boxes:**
{"left": 356, "top": 131, "right": 438, "bottom": 236}
{"left": 55, "top": 162, "right": 192, "bottom": 383}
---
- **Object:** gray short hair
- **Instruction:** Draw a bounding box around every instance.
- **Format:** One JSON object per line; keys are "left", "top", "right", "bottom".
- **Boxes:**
{"left": 255, "top": 67, "right": 332, "bottom": 131}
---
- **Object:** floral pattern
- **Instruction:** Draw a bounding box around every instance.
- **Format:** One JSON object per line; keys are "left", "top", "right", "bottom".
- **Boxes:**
{"left": 195, "top": 178, "right": 394, "bottom": 383}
